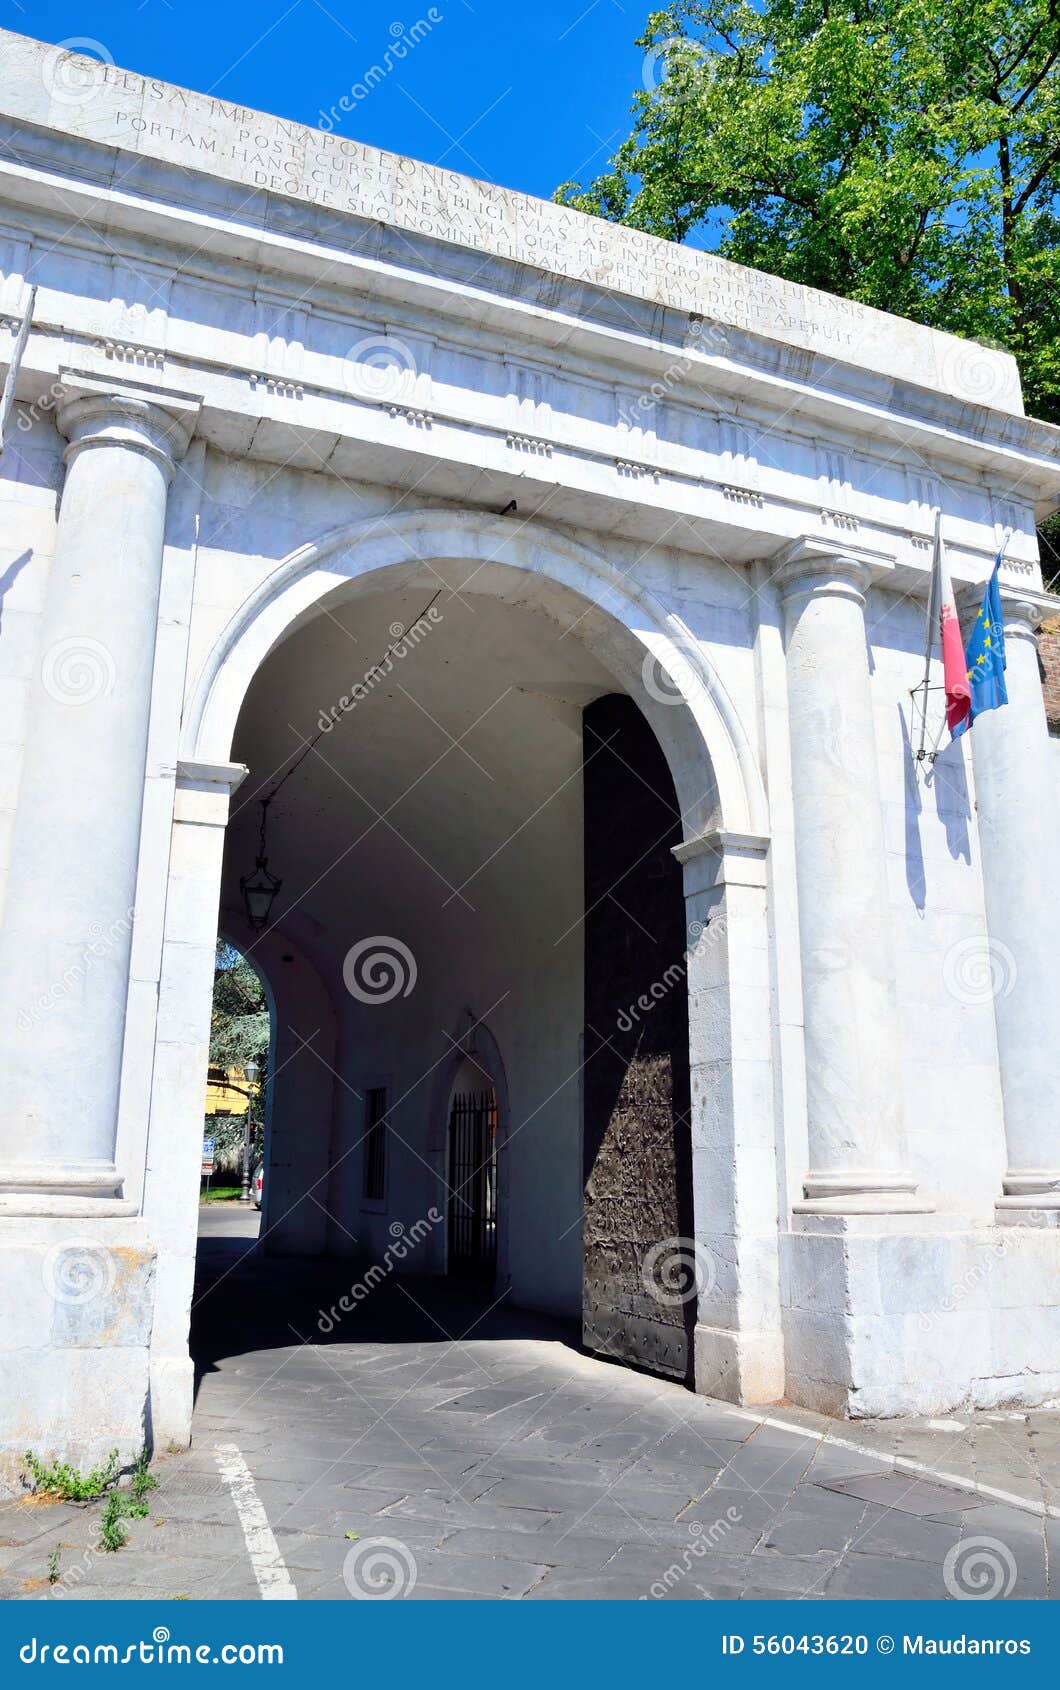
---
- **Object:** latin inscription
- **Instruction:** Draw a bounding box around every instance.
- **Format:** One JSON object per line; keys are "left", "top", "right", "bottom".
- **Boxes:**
{"left": 85, "top": 65, "right": 872, "bottom": 349}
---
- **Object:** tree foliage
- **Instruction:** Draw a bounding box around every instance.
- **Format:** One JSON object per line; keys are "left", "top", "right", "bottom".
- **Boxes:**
{"left": 557, "top": 0, "right": 1060, "bottom": 423}
{"left": 209, "top": 940, "right": 270, "bottom": 1075}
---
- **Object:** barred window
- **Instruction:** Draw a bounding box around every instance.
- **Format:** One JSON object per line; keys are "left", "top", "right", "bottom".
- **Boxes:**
{"left": 363, "top": 1087, "right": 388, "bottom": 1201}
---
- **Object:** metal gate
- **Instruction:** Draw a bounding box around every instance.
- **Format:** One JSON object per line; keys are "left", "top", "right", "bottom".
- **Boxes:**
{"left": 447, "top": 1089, "right": 498, "bottom": 1280}
{"left": 582, "top": 695, "right": 696, "bottom": 1384}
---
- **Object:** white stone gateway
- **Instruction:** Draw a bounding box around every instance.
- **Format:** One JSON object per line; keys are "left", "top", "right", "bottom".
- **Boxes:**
{"left": 0, "top": 28, "right": 1059, "bottom": 1484}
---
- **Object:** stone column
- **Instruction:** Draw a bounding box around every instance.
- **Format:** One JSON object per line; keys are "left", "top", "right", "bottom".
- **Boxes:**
{"left": 963, "top": 589, "right": 1060, "bottom": 1215}
{"left": 0, "top": 371, "right": 199, "bottom": 1210}
{"left": 778, "top": 541, "right": 929, "bottom": 1213}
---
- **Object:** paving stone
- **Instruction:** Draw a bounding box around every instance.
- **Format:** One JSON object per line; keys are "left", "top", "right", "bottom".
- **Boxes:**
{"left": 823, "top": 1549, "right": 951, "bottom": 1600}
{"left": 437, "top": 1525, "right": 620, "bottom": 1570}
{"left": 0, "top": 1502, "right": 81, "bottom": 1549}
{"left": 849, "top": 1504, "right": 962, "bottom": 1564}
{"left": 817, "top": 1471, "right": 989, "bottom": 1517}
{"left": 525, "top": 1570, "right": 710, "bottom": 1600}
{"left": 714, "top": 1431, "right": 819, "bottom": 1496}
{"left": 467, "top": 1474, "right": 694, "bottom": 1523}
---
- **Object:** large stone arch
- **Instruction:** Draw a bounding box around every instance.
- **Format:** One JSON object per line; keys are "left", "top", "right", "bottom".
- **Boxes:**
{"left": 146, "top": 508, "right": 781, "bottom": 1445}
{"left": 181, "top": 509, "right": 768, "bottom": 842}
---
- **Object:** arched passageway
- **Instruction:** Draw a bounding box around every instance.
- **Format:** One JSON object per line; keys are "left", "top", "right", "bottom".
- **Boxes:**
{"left": 150, "top": 514, "right": 779, "bottom": 1442}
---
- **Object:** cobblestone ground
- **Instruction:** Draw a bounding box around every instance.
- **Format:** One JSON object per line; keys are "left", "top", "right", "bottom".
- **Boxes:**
{"left": 2, "top": 1208, "right": 1058, "bottom": 1602}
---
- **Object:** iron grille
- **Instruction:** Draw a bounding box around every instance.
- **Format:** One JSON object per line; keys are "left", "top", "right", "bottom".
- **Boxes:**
{"left": 447, "top": 1088, "right": 498, "bottom": 1279}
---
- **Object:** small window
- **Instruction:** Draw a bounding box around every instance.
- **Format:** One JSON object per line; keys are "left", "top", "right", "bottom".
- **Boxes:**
{"left": 362, "top": 1087, "right": 388, "bottom": 1202}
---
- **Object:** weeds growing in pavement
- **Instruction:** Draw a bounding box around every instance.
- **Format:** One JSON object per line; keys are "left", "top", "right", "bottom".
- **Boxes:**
{"left": 97, "top": 1448, "right": 160, "bottom": 1551}
{"left": 99, "top": 1492, "right": 129, "bottom": 1552}
{"left": 24, "top": 1445, "right": 160, "bottom": 1554}
{"left": 23, "top": 1449, "right": 119, "bottom": 1501}
{"left": 129, "top": 1448, "right": 159, "bottom": 1507}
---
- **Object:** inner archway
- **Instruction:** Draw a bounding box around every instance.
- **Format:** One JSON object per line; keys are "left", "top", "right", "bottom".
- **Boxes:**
{"left": 165, "top": 512, "right": 763, "bottom": 1411}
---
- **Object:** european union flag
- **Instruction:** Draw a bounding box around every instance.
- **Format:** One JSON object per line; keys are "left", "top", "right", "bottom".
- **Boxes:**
{"left": 952, "top": 558, "right": 1007, "bottom": 739}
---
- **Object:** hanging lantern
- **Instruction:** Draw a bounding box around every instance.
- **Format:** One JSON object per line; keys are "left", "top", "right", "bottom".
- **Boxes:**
{"left": 241, "top": 799, "right": 282, "bottom": 931}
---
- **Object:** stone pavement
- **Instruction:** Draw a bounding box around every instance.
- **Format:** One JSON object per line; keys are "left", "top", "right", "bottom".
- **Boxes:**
{"left": 2, "top": 1207, "right": 1058, "bottom": 1602}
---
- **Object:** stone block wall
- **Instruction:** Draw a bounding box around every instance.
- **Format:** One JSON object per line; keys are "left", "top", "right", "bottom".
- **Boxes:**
{"left": 1040, "top": 614, "right": 1060, "bottom": 733}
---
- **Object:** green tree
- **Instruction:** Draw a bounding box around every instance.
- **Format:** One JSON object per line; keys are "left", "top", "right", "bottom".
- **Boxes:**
{"left": 209, "top": 940, "right": 270, "bottom": 1075}
{"left": 557, "top": 0, "right": 1060, "bottom": 424}
{"left": 207, "top": 941, "right": 270, "bottom": 1167}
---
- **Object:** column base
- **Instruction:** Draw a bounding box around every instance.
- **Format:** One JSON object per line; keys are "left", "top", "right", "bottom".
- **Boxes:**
{"left": 0, "top": 1214, "right": 155, "bottom": 1497}
{"left": 782, "top": 1222, "right": 1060, "bottom": 1416}
{"left": 0, "top": 1155, "right": 127, "bottom": 1210}
{"left": 795, "top": 1171, "right": 934, "bottom": 1216}
{"left": 1001, "top": 1172, "right": 1060, "bottom": 1199}
{"left": 996, "top": 1195, "right": 1060, "bottom": 1226}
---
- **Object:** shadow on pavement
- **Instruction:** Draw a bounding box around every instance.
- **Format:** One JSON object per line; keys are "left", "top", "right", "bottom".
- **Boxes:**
{"left": 190, "top": 1207, "right": 582, "bottom": 1403}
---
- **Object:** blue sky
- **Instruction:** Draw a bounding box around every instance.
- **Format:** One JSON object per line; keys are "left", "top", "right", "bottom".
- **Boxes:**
{"left": 6, "top": 0, "right": 647, "bottom": 201}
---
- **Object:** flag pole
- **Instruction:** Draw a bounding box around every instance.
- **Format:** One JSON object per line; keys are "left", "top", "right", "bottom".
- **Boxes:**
{"left": 912, "top": 508, "right": 942, "bottom": 764}
{"left": 0, "top": 284, "right": 37, "bottom": 459}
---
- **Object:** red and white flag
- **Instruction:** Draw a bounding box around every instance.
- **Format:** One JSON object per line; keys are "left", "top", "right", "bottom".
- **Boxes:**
{"left": 932, "top": 514, "right": 970, "bottom": 734}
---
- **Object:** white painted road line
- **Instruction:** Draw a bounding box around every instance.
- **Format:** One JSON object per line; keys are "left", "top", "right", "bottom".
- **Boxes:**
{"left": 721, "top": 1406, "right": 1060, "bottom": 1521}
{"left": 214, "top": 1442, "right": 298, "bottom": 1600}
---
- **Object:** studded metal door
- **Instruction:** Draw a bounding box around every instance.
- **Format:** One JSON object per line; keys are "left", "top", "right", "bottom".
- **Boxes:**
{"left": 581, "top": 695, "right": 696, "bottom": 1383}
{"left": 447, "top": 1089, "right": 498, "bottom": 1280}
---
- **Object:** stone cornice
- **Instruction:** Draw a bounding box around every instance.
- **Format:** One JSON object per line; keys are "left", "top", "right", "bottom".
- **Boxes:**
{"left": 0, "top": 28, "right": 1026, "bottom": 416}
{"left": 0, "top": 87, "right": 1058, "bottom": 526}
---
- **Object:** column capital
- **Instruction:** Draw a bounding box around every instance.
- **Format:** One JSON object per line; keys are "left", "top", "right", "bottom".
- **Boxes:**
{"left": 673, "top": 828, "right": 770, "bottom": 893}
{"left": 55, "top": 368, "right": 202, "bottom": 483}
{"left": 174, "top": 759, "right": 248, "bottom": 828}
{"left": 771, "top": 537, "right": 886, "bottom": 606}
{"left": 956, "top": 581, "right": 1055, "bottom": 645}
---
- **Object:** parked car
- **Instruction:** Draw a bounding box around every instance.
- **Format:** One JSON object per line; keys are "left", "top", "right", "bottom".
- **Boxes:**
{"left": 251, "top": 1161, "right": 264, "bottom": 1210}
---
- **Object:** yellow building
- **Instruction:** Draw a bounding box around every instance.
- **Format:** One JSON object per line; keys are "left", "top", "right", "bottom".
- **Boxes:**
{"left": 204, "top": 1066, "right": 250, "bottom": 1117}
